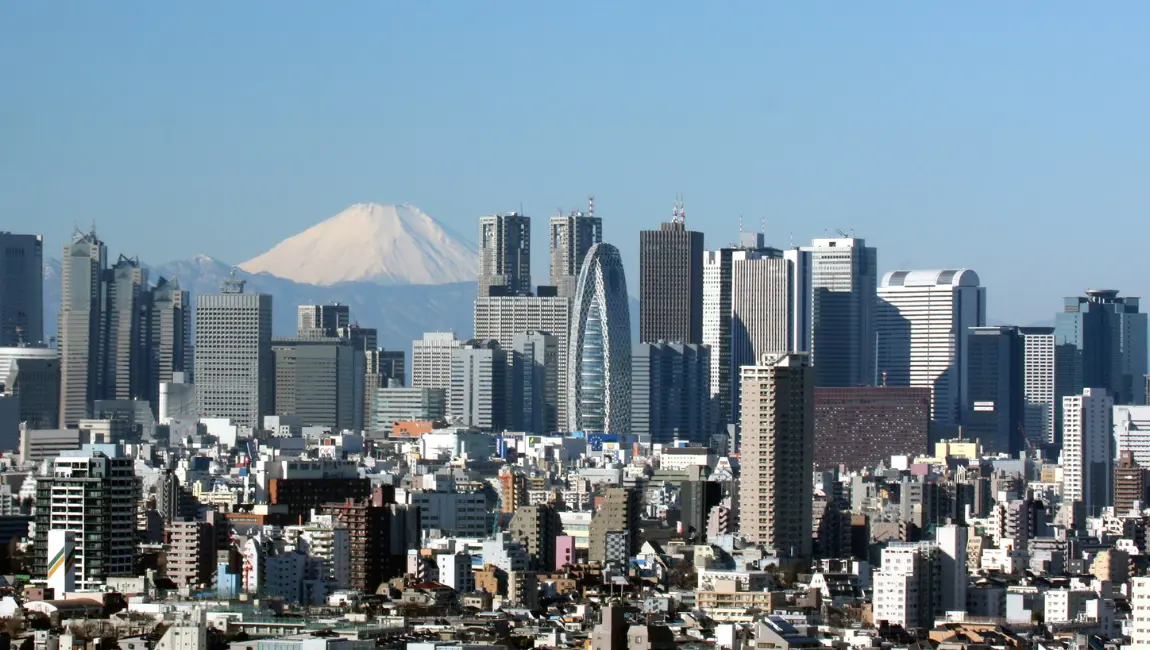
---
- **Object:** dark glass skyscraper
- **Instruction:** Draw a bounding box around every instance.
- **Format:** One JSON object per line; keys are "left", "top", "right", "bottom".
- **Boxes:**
{"left": 639, "top": 204, "right": 704, "bottom": 344}
{"left": 964, "top": 326, "right": 1024, "bottom": 455}
{"left": 1055, "top": 289, "right": 1148, "bottom": 405}
{"left": 631, "top": 341, "right": 711, "bottom": 444}
{"left": 0, "top": 233, "right": 44, "bottom": 347}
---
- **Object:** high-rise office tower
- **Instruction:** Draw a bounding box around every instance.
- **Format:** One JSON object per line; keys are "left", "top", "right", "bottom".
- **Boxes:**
{"left": 273, "top": 338, "right": 364, "bottom": 430}
{"left": 639, "top": 203, "right": 704, "bottom": 344}
{"left": 738, "top": 353, "right": 813, "bottom": 558}
{"left": 372, "top": 386, "right": 446, "bottom": 432}
{"left": 804, "top": 237, "right": 877, "bottom": 388}
{"left": 411, "top": 332, "right": 462, "bottom": 392}
{"left": 33, "top": 449, "right": 137, "bottom": 591}
{"left": 631, "top": 342, "right": 711, "bottom": 444}
{"left": 1056, "top": 289, "right": 1148, "bottom": 405}
{"left": 449, "top": 339, "right": 508, "bottom": 432}
{"left": 513, "top": 331, "right": 559, "bottom": 435}
{"left": 194, "top": 276, "right": 273, "bottom": 429}
{"left": 58, "top": 229, "right": 107, "bottom": 428}
{"left": 568, "top": 243, "right": 631, "bottom": 435}
{"left": 298, "top": 304, "right": 350, "bottom": 338}
{"left": 0, "top": 233, "right": 44, "bottom": 346}
{"left": 1062, "top": 387, "right": 1114, "bottom": 518}
{"left": 875, "top": 269, "right": 986, "bottom": 428}
{"left": 145, "top": 277, "right": 191, "bottom": 408}
{"left": 702, "top": 232, "right": 774, "bottom": 428}
{"left": 1020, "top": 327, "right": 1062, "bottom": 447}
{"left": 964, "top": 326, "right": 1024, "bottom": 456}
{"left": 474, "top": 297, "right": 571, "bottom": 428}
{"left": 478, "top": 213, "right": 531, "bottom": 297}
{"left": 728, "top": 247, "right": 811, "bottom": 424}
{"left": 588, "top": 487, "right": 640, "bottom": 566}
{"left": 102, "top": 255, "right": 148, "bottom": 401}
{"left": 549, "top": 200, "right": 602, "bottom": 298}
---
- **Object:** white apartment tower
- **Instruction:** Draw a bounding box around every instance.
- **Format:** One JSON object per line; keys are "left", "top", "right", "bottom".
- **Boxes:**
{"left": 411, "top": 332, "right": 462, "bottom": 392}
{"left": 1020, "top": 327, "right": 1058, "bottom": 446}
{"left": 1062, "top": 387, "right": 1114, "bottom": 518}
{"left": 804, "top": 237, "right": 877, "bottom": 388}
{"left": 194, "top": 276, "right": 273, "bottom": 429}
{"left": 58, "top": 229, "right": 106, "bottom": 428}
{"left": 875, "top": 269, "right": 986, "bottom": 427}
{"left": 1132, "top": 577, "right": 1150, "bottom": 650}
{"left": 33, "top": 450, "right": 137, "bottom": 591}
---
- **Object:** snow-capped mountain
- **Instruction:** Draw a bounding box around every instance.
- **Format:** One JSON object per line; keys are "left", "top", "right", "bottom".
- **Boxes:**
{"left": 238, "top": 203, "right": 477, "bottom": 286}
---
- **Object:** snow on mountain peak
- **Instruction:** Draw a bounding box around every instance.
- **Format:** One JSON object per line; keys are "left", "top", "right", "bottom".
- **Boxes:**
{"left": 238, "top": 203, "right": 478, "bottom": 286}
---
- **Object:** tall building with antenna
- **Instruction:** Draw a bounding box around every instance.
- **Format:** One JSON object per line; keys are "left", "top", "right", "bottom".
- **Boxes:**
{"left": 639, "top": 197, "right": 704, "bottom": 344}
{"left": 548, "top": 197, "right": 602, "bottom": 298}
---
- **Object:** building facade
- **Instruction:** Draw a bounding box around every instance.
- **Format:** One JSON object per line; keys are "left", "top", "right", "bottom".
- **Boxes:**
{"left": 449, "top": 339, "right": 508, "bottom": 432}
{"left": 548, "top": 203, "right": 601, "bottom": 298}
{"left": 513, "top": 330, "right": 559, "bottom": 435}
{"left": 813, "top": 387, "right": 931, "bottom": 470}
{"left": 273, "top": 338, "right": 363, "bottom": 431}
{"left": 568, "top": 243, "right": 631, "bottom": 435}
{"left": 738, "top": 353, "right": 814, "bottom": 557}
{"left": 0, "top": 233, "right": 44, "bottom": 347}
{"left": 875, "top": 269, "right": 986, "bottom": 428}
{"left": 1062, "top": 387, "right": 1114, "bottom": 519}
{"left": 58, "top": 229, "right": 106, "bottom": 428}
{"left": 632, "top": 342, "right": 711, "bottom": 444}
{"left": 639, "top": 211, "right": 704, "bottom": 344}
{"left": 964, "top": 326, "right": 1025, "bottom": 455}
{"left": 478, "top": 213, "right": 532, "bottom": 297}
{"left": 805, "top": 237, "right": 877, "bottom": 389}
{"left": 1055, "top": 289, "right": 1148, "bottom": 405}
{"left": 372, "top": 387, "right": 446, "bottom": 433}
{"left": 411, "top": 332, "right": 461, "bottom": 392}
{"left": 194, "top": 277, "right": 273, "bottom": 429}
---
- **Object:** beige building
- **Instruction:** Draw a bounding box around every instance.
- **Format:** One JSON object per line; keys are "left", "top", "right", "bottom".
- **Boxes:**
{"left": 588, "top": 487, "right": 640, "bottom": 565}
{"left": 738, "top": 353, "right": 813, "bottom": 558}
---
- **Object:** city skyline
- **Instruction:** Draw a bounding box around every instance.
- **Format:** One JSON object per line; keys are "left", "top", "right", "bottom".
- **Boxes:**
{"left": 6, "top": 4, "right": 1150, "bottom": 328}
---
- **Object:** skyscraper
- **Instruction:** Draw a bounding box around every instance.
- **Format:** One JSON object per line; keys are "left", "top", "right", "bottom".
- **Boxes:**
{"left": 478, "top": 213, "right": 531, "bottom": 297}
{"left": 102, "top": 255, "right": 147, "bottom": 401}
{"left": 1020, "top": 326, "right": 1062, "bottom": 447}
{"left": 639, "top": 203, "right": 704, "bottom": 344}
{"left": 549, "top": 200, "right": 602, "bottom": 298}
{"left": 298, "top": 304, "right": 350, "bottom": 338}
{"left": 631, "top": 342, "right": 711, "bottom": 444}
{"left": 702, "top": 232, "right": 773, "bottom": 428}
{"left": 513, "top": 331, "right": 559, "bottom": 435}
{"left": 728, "top": 247, "right": 811, "bottom": 423}
{"left": 1055, "top": 289, "right": 1148, "bottom": 405}
{"left": 813, "top": 387, "right": 931, "bottom": 470}
{"left": 588, "top": 487, "right": 640, "bottom": 566}
{"left": 194, "top": 275, "right": 273, "bottom": 429}
{"left": 58, "top": 229, "right": 106, "bottom": 428}
{"left": 0, "top": 233, "right": 44, "bottom": 347}
{"left": 875, "top": 269, "right": 986, "bottom": 428}
{"left": 474, "top": 297, "right": 571, "bottom": 428}
{"left": 804, "top": 237, "right": 877, "bottom": 388}
{"left": 738, "top": 353, "right": 814, "bottom": 558}
{"left": 273, "top": 338, "right": 364, "bottom": 430}
{"left": 145, "top": 277, "right": 191, "bottom": 409}
{"left": 449, "top": 339, "right": 508, "bottom": 432}
{"left": 568, "top": 243, "right": 631, "bottom": 435}
{"left": 411, "top": 332, "right": 461, "bottom": 392}
{"left": 964, "top": 326, "right": 1024, "bottom": 456}
{"left": 1062, "top": 387, "right": 1114, "bottom": 518}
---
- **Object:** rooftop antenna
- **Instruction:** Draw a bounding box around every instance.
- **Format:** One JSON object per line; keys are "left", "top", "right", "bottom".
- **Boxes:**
{"left": 836, "top": 229, "right": 848, "bottom": 238}
{"left": 760, "top": 216, "right": 765, "bottom": 235}
{"left": 680, "top": 195, "right": 687, "bottom": 224}
{"left": 739, "top": 215, "right": 744, "bottom": 233}
{"left": 588, "top": 195, "right": 595, "bottom": 220}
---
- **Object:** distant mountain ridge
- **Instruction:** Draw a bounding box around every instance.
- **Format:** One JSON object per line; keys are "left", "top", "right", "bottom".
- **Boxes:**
{"left": 238, "top": 203, "right": 478, "bottom": 286}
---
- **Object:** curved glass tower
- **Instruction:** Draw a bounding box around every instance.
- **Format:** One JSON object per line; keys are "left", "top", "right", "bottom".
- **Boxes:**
{"left": 568, "top": 243, "right": 631, "bottom": 435}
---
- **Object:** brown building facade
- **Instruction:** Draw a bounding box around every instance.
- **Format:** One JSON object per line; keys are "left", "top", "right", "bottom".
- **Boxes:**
{"left": 813, "top": 386, "right": 931, "bottom": 470}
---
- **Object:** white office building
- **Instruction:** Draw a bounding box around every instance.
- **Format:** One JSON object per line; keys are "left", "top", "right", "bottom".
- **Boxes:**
{"left": 372, "top": 386, "right": 446, "bottom": 433}
{"left": 875, "top": 269, "right": 986, "bottom": 427}
{"left": 803, "top": 237, "right": 878, "bottom": 388}
{"left": 1020, "top": 327, "right": 1058, "bottom": 446}
{"left": 1131, "top": 577, "right": 1150, "bottom": 650}
{"left": 411, "top": 332, "right": 462, "bottom": 392}
{"left": 1062, "top": 388, "right": 1114, "bottom": 518}
{"left": 1115, "top": 405, "right": 1150, "bottom": 468}
{"left": 194, "top": 277, "right": 273, "bottom": 429}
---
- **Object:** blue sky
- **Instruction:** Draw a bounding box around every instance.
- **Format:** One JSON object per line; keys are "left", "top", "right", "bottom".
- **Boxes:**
{"left": 3, "top": 2, "right": 1149, "bottom": 325}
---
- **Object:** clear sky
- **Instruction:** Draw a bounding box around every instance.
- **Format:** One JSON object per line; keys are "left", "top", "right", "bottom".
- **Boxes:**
{"left": 3, "top": 2, "right": 1149, "bottom": 325}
